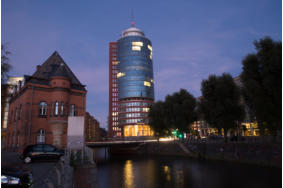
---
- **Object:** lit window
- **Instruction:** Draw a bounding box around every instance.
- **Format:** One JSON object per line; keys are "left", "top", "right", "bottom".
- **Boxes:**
{"left": 55, "top": 101, "right": 59, "bottom": 116}
{"left": 132, "top": 46, "right": 141, "bottom": 51}
{"left": 147, "top": 45, "right": 152, "bottom": 51}
{"left": 143, "top": 107, "right": 150, "bottom": 112}
{"left": 117, "top": 72, "right": 125, "bottom": 78}
{"left": 39, "top": 102, "right": 47, "bottom": 116}
{"left": 144, "top": 81, "right": 151, "bottom": 87}
{"left": 150, "top": 79, "right": 154, "bottom": 83}
{"left": 150, "top": 52, "right": 152, "bottom": 60}
{"left": 60, "top": 102, "right": 64, "bottom": 116}
{"left": 70, "top": 104, "right": 77, "bottom": 116}
{"left": 132, "top": 41, "right": 143, "bottom": 47}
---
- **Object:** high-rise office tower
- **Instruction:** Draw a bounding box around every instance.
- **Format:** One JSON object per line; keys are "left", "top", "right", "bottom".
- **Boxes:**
{"left": 117, "top": 22, "right": 154, "bottom": 137}
{"left": 109, "top": 22, "right": 154, "bottom": 138}
{"left": 108, "top": 42, "right": 121, "bottom": 138}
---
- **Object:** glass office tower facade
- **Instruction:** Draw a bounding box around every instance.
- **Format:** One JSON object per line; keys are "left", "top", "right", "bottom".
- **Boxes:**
{"left": 117, "top": 26, "right": 154, "bottom": 137}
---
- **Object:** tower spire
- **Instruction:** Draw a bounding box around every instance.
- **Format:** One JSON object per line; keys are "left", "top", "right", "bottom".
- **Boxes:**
{"left": 131, "top": 9, "right": 135, "bottom": 27}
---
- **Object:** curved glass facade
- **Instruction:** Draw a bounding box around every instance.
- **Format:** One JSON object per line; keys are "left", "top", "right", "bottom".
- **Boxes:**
{"left": 117, "top": 36, "right": 154, "bottom": 100}
{"left": 116, "top": 26, "right": 155, "bottom": 138}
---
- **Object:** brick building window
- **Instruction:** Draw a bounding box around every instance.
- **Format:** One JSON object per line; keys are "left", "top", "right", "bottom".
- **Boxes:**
{"left": 54, "top": 101, "right": 59, "bottom": 116}
{"left": 60, "top": 102, "right": 64, "bottom": 116}
{"left": 39, "top": 102, "right": 47, "bottom": 116}
{"left": 37, "top": 129, "right": 45, "bottom": 143}
{"left": 69, "top": 104, "right": 77, "bottom": 116}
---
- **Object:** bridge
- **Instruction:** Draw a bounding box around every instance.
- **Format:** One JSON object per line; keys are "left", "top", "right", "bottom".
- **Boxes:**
{"left": 86, "top": 138, "right": 174, "bottom": 148}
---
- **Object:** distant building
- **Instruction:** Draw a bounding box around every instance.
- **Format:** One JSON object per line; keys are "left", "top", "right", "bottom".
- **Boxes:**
{"left": 85, "top": 112, "right": 100, "bottom": 142}
{"left": 233, "top": 76, "right": 259, "bottom": 136}
{"left": 5, "top": 51, "right": 87, "bottom": 150}
{"left": 191, "top": 76, "right": 259, "bottom": 138}
{"left": 109, "top": 22, "right": 154, "bottom": 139}
{"left": 1, "top": 77, "right": 24, "bottom": 146}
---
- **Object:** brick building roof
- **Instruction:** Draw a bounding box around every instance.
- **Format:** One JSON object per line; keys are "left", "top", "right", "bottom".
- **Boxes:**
{"left": 26, "top": 51, "right": 86, "bottom": 91}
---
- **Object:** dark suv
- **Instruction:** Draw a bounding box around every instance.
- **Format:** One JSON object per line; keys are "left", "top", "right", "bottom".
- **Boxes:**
{"left": 21, "top": 144, "right": 64, "bottom": 164}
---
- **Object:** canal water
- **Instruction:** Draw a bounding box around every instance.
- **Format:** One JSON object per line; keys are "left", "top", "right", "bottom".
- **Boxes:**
{"left": 94, "top": 149, "right": 281, "bottom": 188}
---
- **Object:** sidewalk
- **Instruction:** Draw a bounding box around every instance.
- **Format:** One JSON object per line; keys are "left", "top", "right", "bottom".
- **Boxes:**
{"left": 1, "top": 151, "right": 62, "bottom": 188}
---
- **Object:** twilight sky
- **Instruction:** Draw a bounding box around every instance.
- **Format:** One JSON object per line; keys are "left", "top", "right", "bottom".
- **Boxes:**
{"left": 2, "top": 0, "right": 282, "bottom": 129}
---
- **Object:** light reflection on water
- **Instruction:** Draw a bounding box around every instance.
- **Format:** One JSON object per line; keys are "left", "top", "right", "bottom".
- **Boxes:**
{"left": 94, "top": 149, "right": 281, "bottom": 188}
{"left": 124, "top": 160, "right": 134, "bottom": 188}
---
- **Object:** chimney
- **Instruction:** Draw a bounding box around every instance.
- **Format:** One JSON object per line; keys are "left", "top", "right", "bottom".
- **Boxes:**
{"left": 37, "top": 65, "right": 41, "bottom": 71}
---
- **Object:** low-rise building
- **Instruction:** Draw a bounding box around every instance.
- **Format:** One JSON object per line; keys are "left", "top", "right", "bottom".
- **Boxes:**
{"left": 85, "top": 112, "right": 100, "bottom": 142}
{"left": 5, "top": 51, "right": 87, "bottom": 150}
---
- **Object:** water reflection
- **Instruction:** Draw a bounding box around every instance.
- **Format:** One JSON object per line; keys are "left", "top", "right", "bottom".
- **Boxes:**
{"left": 96, "top": 155, "right": 281, "bottom": 188}
{"left": 124, "top": 160, "right": 134, "bottom": 188}
{"left": 163, "top": 165, "right": 171, "bottom": 182}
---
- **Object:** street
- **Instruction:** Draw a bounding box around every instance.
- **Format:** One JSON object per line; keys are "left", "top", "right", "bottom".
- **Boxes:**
{"left": 2, "top": 151, "right": 62, "bottom": 188}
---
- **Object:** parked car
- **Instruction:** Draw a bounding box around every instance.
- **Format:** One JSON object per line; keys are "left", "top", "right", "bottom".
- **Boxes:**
{"left": 21, "top": 144, "right": 64, "bottom": 164}
{"left": 1, "top": 166, "right": 33, "bottom": 187}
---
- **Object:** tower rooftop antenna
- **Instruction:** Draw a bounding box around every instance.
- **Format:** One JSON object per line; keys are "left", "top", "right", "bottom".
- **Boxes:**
{"left": 131, "top": 9, "right": 135, "bottom": 27}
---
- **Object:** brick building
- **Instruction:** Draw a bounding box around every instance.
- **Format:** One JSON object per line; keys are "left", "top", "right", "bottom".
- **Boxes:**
{"left": 85, "top": 112, "right": 100, "bottom": 142}
{"left": 5, "top": 51, "right": 87, "bottom": 150}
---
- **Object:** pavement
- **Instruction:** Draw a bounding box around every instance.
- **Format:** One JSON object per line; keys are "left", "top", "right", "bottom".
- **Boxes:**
{"left": 1, "top": 151, "right": 62, "bottom": 188}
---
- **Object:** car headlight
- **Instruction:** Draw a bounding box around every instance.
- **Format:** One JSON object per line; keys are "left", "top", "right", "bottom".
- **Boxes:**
{"left": 1, "top": 175, "right": 20, "bottom": 185}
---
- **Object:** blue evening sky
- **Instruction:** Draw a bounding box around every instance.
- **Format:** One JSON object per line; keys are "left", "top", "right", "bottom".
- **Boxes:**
{"left": 2, "top": 0, "right": 282, "bottom": 129}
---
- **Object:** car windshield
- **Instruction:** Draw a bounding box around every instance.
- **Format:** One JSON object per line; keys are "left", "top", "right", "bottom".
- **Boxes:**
{"left": 44, "top": 145, "right": 55, "bottom": 152}
{"left": 33, "top": 145, "right": 43, "bottom": 152}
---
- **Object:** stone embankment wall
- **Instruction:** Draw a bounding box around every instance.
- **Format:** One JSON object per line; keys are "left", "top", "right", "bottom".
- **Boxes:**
{"left": 140, "top": 141, "right": 281, "bottom": 168}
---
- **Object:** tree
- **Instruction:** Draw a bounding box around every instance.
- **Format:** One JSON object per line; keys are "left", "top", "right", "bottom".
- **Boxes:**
{"left": 1, "top": 44, "right": 12, "bottom": 82}
{"left": 148, "top": 101, "right": 170, "bottom": 140}
{"left": 241, "top": 37, "right": 282, "bottom": 137}
{"left": 164, "top": 89, "right": 196, "bottom": 134}
{"left": 199, "top": 73, "right": 245, "bottom": 141}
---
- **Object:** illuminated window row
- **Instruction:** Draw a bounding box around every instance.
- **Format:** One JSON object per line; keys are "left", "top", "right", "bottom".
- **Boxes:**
{"left": 119, "top": 107, "right": 150, "bottom": 113}
{"left": 112, "top": 61, "right": 119, "bottom": 65}
{"left": 120, "top": 113, "right": 148, "bottom": 118}
{"left": 112, "top": 112, "right": 118, "bottom": 116}
{"left": 119, "top": 118, "right": 147, "bottom": 124}
{"left": 119, "top": 102, "right": 150, "bottom": 107}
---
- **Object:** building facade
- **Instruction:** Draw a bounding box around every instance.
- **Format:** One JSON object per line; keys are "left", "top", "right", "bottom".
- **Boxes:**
{"left": 108, "top": 42, "right": 122, "bottom": 138}
{"left": 1, "top": 77, "right": 24, "bottom": 146}
{"left": 5, "top": 51, "right": 87, "bottom": 150}
{"left": 85, "top": 112, "right": 101, "bottom": 142}
{"left": 117, "top": 24, "right": 154, "bottom": 138}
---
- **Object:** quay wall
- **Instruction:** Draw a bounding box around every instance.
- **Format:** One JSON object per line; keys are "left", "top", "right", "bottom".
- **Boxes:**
{"left": 138, "top": 141, "right": 281, "bottom": 168}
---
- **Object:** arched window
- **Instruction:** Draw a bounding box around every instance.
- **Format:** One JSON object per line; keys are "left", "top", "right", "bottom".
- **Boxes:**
{"left": 69, "top": 104, "right": 77, "bottom": 116}
{"left": 60, "top": 102, "right": 64, "bottom": 116}
{"left": 37, "top": 129, "right": 45, "bottom": 143}
{"left": 54, "top": 101, "right": 59, "bottom": 116}
{"left": 39, "top": 102, "right": 47, "bottom": 116}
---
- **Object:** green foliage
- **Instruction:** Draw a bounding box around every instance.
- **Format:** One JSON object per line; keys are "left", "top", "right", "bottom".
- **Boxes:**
{"left": 1, "top": 44, "right": 12, "bottom": 83}
{"left": 199, "top": 73, "right": 245, "bottom": 138}
{"left": 149, "top": 101, "right": 170, "bottom": 138}
{"left": 149, "top": 89, "right": 196, "bottom": 138}
{"left": 164, "top": 89, "right": 196, "bottom": 133}
{"left": 241, "top": 37, "right": 282, "bottom": 136}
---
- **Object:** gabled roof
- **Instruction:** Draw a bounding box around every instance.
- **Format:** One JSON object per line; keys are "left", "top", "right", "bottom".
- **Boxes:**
{"left": 29, "top": 51, "right": 86, "bottom": 91}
